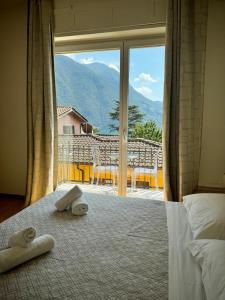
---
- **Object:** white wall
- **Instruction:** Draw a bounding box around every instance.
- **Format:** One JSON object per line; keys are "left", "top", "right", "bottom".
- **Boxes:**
{"left": 54, "top": 0, "right": 166, "bottom": 36}
{"left": 0, "top": 1, "right": 27, "bottom": 195}
{"left": 199, "top": 0, "right": 225, "bottom": 188}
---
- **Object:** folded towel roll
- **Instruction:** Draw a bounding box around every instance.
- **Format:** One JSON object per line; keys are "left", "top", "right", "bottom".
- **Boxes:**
{"left": 71, "top": 198, "right": 88, "bottom": 216}
{"left": 0, "top": 234, "right": 55, "bottom": 274}
{"left": 8, "top": 227, "right": 36, "bottom": 248}
{"left": 55, "top": 186, "right": 83, "bottom": 211}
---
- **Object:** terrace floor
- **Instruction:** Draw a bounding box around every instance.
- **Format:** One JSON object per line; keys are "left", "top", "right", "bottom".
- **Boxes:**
{"left": 57, "top": 182, "right": 164, "bottom": 201}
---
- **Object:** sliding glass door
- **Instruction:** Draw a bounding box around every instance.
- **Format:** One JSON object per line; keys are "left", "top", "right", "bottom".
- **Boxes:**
{"left": 125, "top": 43, "right": 165, "bottom": 196}
{"left": 118, "top": 39, "right": 165, "bottom": 196}
{"left": 55, "top": 37, "right": 164, "bottom": 197}
{"left": 55, "top": 46, "right": 121, "bottom": 192}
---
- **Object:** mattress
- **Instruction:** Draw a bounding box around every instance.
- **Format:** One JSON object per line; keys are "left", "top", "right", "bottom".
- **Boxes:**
{"left": 0, "top": 191, "right": 168, "bottom": 299}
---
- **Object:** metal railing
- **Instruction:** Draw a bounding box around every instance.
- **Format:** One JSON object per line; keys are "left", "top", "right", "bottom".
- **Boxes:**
{"left": 58, "top": 139, "right": 163, "bottom": 189}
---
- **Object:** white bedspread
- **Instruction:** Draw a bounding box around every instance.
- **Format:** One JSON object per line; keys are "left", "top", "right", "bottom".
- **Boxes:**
{"left": 167, "top": 202, "right": 206, "bottom": 300}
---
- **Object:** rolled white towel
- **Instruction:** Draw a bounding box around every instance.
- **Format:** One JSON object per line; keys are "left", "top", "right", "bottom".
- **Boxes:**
{"left": 0, "top": 234, "right": 55, "bottom": 274}
{"left": 55, "top": 185, "right": 83, "bottom": 211}
{"left": 8, "top": 227, "right": 36, "bottom": 248}
{"left": 71, "top": 198, "right": 88, "bottom": 216}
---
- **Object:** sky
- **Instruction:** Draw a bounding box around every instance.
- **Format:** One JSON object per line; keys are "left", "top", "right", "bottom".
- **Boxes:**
{"left": 65, "top": 46, "right": 165, "bottom": 102}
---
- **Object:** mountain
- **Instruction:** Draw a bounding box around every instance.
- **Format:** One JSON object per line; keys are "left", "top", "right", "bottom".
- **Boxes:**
{"left": 54, "top": 55, "right": 162, "bottom": 134}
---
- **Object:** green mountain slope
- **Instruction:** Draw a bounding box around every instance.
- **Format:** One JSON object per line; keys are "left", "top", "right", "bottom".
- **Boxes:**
{"left": 55, "top": 55, "right": 162, "bottom": 134}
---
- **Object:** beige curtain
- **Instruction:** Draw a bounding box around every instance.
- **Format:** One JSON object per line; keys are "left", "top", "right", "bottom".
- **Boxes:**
{"left": 163, "top": 0, "right": 208, "bottom": 201}
{"left": 26, "top": 0, "right": 58, "bottom": 205}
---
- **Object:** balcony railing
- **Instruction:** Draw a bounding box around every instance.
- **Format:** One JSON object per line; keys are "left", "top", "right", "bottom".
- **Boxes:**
{"left": 58, "top": 135, "right": 163, "bottom": 189}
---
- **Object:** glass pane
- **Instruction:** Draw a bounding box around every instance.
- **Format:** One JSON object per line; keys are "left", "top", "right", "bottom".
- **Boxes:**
{"left": 127, "top": 46, "right": 165, "bottom": 199}
{"left": 55, "top": 50, "right": 120, "bottom": 195}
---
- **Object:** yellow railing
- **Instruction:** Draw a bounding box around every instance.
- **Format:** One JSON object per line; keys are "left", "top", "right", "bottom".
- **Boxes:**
{"left": 58, "top": 162, "right": 163, "bottom": 188}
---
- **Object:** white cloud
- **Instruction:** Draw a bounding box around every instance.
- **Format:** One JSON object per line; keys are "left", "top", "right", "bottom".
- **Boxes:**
{"left": 80, "top": 57, "right": 95, "bottom": 64}
{"left": 108, "top": 63, "right": 120, "bottom": 72}
{"left": 135, "top": 86, "right": 152, "bottom": 99}
{"left": 64, "top": 54, "right": 76, "bottom": 59}
{"left": 134, "top": 73, "right": 158, "bottom": 83}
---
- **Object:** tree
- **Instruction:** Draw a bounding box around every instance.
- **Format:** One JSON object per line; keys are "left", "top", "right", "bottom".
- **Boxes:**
{"left": 93, "top": 127, "right": 100, "bottom": 135}
{"left": 108, "top": 101, "right": 120, "bottom": 132}
{"left": 131, "top": 121, "right": 162, "bottom": 142}
{"left": 109, "top": 100, "right": 144, "bottom": 135}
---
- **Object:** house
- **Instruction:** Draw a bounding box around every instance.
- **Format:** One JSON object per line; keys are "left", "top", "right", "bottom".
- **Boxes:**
{"left": 57, "top": 106, "right": 93, "bottom": 135}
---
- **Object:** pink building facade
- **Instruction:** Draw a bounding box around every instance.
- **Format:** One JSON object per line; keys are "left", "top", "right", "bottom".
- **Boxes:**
{"left": 57, "top": 106, "right": 92, "bottom": 135}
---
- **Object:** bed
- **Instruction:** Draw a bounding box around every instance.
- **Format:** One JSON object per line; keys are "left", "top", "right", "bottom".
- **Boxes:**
{"left": 0, "top": 190, "right": 205, "bottom": 299}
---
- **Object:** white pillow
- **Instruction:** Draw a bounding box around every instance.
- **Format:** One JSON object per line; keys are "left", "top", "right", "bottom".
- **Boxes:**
{"left": 189, "top": 240, "right": 225, "bottom": 300}
{"left": 183, "top": 193, "right": 225, "bottom": 239}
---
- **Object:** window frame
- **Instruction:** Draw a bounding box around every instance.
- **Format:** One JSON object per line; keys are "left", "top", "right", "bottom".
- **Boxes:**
{"left": 55, "top": 33, "right": 165, "bottom": 196}
{"left": 63, "top": 125, "right": 75, "bottom": 135}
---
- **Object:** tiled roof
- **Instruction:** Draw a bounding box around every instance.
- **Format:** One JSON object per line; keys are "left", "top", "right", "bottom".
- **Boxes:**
{"left": 57, "top": 106, "right": 88, "bottom": 122}
{"left": 58, "top": 134, "right": 163, "bottom": 168}
{"left": 57, "top": 106, "right": 72, "bottom": 117}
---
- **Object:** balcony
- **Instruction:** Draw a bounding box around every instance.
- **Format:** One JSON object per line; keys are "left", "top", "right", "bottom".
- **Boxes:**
{"left": 58, "top": 134, "right": 164, "bottom": 200}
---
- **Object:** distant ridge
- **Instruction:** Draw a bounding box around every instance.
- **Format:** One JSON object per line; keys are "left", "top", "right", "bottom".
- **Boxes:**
{"left": 55, "top": 55, "right": 162, "bottom": 134}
